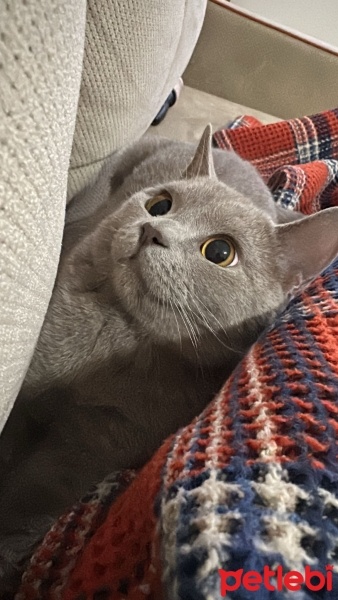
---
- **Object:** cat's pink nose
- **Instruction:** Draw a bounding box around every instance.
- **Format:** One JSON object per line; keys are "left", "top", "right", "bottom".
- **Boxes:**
{"left": 140, "top": 222, "right": 170, "bottom": 248}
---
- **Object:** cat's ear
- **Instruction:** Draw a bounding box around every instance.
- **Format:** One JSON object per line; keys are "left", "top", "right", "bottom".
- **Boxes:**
{"left": 184, "top": 124, "right": 217, "bottom": 179}
{"left": 276, "top": 207, "right": 338, "bottom": 295}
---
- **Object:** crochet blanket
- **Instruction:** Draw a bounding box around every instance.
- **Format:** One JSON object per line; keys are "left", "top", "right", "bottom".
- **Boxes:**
{"left": 16, "top": 109, "right": 338, "bottom": 600}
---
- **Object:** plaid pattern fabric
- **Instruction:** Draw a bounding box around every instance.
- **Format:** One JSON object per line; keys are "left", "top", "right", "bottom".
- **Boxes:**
{"left": 214, "top": 111, "right": 338, "bottom": 211}
{"left": 16, "top": 109, "right": 338, "bottom": 600}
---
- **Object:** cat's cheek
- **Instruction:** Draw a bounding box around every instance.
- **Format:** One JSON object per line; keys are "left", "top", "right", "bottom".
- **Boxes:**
{"left": 109, "top": 263, "right": 140, "bottom": 311}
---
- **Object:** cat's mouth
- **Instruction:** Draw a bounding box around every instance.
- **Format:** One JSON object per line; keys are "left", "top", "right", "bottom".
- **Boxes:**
{"left": 130, "top": 256, "right": 168, "bottom": 305}
{"left": 113, "top": 222, "right": 181, "bottom": 310}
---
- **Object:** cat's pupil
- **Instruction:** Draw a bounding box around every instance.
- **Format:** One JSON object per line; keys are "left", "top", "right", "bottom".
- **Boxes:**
{"left": 205, "top": 239, "right": 231, "bottom": 264}
{"left": 148, "top": 198, "right": 172, "bottom": 217}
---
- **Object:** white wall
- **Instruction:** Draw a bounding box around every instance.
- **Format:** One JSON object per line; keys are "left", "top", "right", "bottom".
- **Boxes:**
{"left": 231, "top": 0, "right": 338, "bottom": 48}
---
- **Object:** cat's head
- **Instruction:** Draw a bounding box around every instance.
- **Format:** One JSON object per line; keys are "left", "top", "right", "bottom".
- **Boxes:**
{"left": 82, "top": 126, "right": 338, "bottom": 366}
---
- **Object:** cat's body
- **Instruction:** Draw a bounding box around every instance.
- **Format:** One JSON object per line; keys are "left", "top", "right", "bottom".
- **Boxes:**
{"left": 1, "top": 126, "right": 338, "bottom": 594}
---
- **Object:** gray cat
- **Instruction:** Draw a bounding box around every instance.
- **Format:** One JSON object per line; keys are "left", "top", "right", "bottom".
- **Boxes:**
{"left": 1, "top": 125, "right": 338, "bottom": 594}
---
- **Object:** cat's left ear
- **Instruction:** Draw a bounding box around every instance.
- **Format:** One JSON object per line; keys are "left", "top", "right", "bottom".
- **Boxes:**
{"left": 276, "top": 207, "right": 338, "bottom": 295}
{"left": 184, "top": 124, "right": 217, "bottom": 179}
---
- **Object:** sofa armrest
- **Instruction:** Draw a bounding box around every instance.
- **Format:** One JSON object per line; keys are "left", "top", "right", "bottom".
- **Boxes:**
{"left": 184, "top": 0, "right": 338, "bottom": 119}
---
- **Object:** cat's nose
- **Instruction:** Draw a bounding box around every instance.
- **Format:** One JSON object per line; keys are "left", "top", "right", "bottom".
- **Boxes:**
{"left": 140, "top": 222, "right": 170, "bottom": 248}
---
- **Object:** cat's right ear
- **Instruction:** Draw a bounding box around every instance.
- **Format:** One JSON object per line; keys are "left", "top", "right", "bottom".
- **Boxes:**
{"left": 183, "top": 124, "right": 217, "bottom": 179}
{"left": 276, "top": 207, "right": 338, "bottom": 295}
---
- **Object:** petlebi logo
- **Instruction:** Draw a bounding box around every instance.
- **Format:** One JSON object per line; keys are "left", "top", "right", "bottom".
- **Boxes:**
{"left": 219, "top": 565, "right": 333, "bottom": 596}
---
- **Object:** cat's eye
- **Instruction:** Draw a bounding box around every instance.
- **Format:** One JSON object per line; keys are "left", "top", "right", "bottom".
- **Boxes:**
{"left": 146, "top": 193, "right": 172, "bottom": 217}
{"left": 201, "top": 237, "right": 237, "bottom": 267}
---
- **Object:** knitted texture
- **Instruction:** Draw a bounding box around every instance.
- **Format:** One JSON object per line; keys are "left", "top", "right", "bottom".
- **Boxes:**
{"left": 0, "top": 0, "right": 86, "bottom": 432}
{"left": 16, "top": 471, "right": 136, "bottom": 600}
{"left": 16, "top": 108, "right": 338, "bottom": 600}
{"left": 67, "top": 0, "right": 207, "bottom": 201}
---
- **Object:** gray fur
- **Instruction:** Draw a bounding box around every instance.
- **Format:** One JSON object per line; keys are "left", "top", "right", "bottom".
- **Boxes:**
{"left": 1, "top": 126, "right": 338, "bottom": 593}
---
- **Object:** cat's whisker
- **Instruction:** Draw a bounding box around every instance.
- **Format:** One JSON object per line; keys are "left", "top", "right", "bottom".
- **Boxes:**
{"left": 173, "top": 299, "right": 199, "bottom": 357}
{"left": 180, "top": 303, "right": 200, "bottom": 350}
{"left": 187, "top": 291, "right": 245, "bottom": 357}
{"left": 193, "top": 309, "right": 235, "bottom": 354}
{"left": 154, "top": 289, "right": 161, "bottom": 327}
{"left": 183, "top": 297, "right": 227, "bottom": 351}
{"left": 180, "top": 296, "right": 201, "bottom": 340}
{"left": 171, "top": 296, "right": 208, "bottom": 381}
{"left": 177, "top": 303, "right": 206, "bottom": 376}
{"left": 188, "top": 288, "right": 226, "bottom": 332}
{"left": 169, "top": 298, "right": 182, "bottom": 355}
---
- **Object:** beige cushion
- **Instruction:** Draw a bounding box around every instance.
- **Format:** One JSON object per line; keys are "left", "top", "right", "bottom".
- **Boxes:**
{"left": 0, "top": 0, "right": 86, "bottom": 431}
{"left": 0, "top": 0, "right": 207, "bottom": 432}
{"left": 68, "top": 0, "right": 207, "bottom": 200}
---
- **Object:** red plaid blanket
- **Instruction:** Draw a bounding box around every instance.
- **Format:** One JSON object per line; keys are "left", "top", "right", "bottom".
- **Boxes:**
{"left": 16, "top": 108, "right": 338, "bottom": 600}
